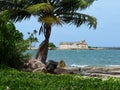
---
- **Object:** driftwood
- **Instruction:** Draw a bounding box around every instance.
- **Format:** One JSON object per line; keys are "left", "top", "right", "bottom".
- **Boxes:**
{"left": 23, "top": 59, "right": 46, "bottom": 72}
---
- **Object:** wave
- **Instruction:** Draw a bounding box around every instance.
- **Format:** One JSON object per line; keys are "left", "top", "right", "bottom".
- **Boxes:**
{"left": 70, "top": 64, "right": 120, "bottom": 68}
{"left": 105, "top": 65, "right": 120, "bottom": 67}
{"left": 71, "top": 64, "right": 88, "bottom": 68}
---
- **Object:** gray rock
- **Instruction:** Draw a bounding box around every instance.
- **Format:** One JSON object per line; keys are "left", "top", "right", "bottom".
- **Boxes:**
{"left": 46, "top": 60, "right": 58, "bottom": 71}
{"left": 57, "top": 60, "right": 66, "bottom": 68}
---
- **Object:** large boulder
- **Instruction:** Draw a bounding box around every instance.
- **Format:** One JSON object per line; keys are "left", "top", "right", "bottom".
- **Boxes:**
{"left": 57, "top": 60, "right": 66, "bottom": 68}
{"left": 23, "top": 59, "right": 46, "bottom": 72}
{"left": 46, "top": 60, "right": 58, "bottom": 71}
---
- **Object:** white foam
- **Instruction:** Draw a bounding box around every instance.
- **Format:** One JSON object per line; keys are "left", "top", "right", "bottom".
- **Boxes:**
{"left": 106, "top": 65, "right": 120, "bottom": 67}
{"left": 71, "top": 64, "right": 88, "bottom": 68}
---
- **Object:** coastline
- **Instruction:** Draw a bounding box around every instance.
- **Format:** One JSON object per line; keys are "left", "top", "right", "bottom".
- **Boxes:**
{"left": 28, "top": 47, "right": 120, "bottom": 50}
{"left": 27, "top": 48, "right": 120, "bottom": 77}
{"left": 59, "top": 66, "right": 120, "bottom": 77}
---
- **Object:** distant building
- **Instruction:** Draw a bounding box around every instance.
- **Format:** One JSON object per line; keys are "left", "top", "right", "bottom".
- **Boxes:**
{"left": 59, "top": 40, "right": 88, "bottom": 50}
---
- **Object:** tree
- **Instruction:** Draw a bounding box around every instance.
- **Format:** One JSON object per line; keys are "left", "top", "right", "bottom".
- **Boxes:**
{"left": 0, "top": 11, "right": 30, "bottom": 69}
{"left": 48, "top": 42, "right": 56, "bottom": 50}
{"left": 0, "top": 0, "right": 97, "bottom": 64}
{"left": 33, "top": 29, "right": 37, "bottom": 36}
{"left": 27, "top": 30, "right": 39, "bottom": 48}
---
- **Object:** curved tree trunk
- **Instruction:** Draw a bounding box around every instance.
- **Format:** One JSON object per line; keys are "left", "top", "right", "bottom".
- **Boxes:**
{"left": 35, "top": 25, "right": 51, "bottom": 64}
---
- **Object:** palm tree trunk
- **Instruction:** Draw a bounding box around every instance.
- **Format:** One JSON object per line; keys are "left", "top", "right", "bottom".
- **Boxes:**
{"left": 35, "top": 25, "right": 51, "bottom": 64}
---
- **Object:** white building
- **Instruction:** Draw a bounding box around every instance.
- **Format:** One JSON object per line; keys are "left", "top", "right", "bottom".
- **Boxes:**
{"left": 59, "top": 40, "right": 88, "bottom": 50}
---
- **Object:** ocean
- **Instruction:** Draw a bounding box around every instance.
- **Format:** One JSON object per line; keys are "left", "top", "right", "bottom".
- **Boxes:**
{"left": 29, "top": 50, "right": 120, "bottom": 67}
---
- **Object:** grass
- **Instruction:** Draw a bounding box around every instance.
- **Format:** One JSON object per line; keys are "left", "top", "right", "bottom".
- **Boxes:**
{"left": 0, "top": 65, "right": 120, "bottom": 90}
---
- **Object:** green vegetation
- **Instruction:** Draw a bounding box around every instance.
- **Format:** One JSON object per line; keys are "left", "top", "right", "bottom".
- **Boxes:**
{"left": 0, "top": 11, "right": 30, "bottom": 69}
{"left": 0, "top": 65, "right": 120, "bottom": 90}
{"left": 0, "top": 0, "right": 97, "bottom": 64}
{"left": 88, "top": 46, "right": 98, "bottom": 48}
{"left": 27, "top": 30, "right": 39, "bottom": 48}
{"left": 48, "top": 42, "right": 56, "bottom": 50}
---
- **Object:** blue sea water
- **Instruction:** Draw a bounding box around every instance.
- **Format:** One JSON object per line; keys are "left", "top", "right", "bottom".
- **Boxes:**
{"left": 29, "top": 50, "right": 120, "bottom": 67}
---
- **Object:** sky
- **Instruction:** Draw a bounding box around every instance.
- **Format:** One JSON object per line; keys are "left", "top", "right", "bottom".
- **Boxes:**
{"left": 15, "top": 0, "right": 120, "bottom": 47}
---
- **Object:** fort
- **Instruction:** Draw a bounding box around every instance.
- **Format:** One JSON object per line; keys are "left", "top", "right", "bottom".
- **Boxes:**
{"left": 59, "top": 40, "right": 88, "bottom": 50}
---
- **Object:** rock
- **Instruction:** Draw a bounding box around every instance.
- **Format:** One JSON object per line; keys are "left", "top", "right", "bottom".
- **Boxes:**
{"left": 32, "top": 67, "right": 47, "bottom": 73}
{"left": 54, "top": 68, "right": 76, "bottom": 74}
{"left": 57, "top": 60, "right": 66, "bottom": 68}
{"left": 54, "top": 68, "right": 69, "bottom": 74}
{"left": 23, "top": 59, "right": 46, "bottom": 72}
{"left": 46, "top": 60, "right": 58, "bottom": 71}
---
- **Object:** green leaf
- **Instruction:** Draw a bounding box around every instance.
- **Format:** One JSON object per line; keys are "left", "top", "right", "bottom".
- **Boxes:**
{"left": 27, "top": 3, "right": 54, "bottom": 15}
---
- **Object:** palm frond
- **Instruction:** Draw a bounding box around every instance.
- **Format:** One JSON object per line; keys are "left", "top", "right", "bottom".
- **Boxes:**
{"left": 0, "top": 0, "right": 29, "bottom": 11}
{"left": 28, "top": 0, "right": 48, "bottom": 4}
{"left": 0, "top": 0, "right": 31, "bottom": 22}
{"left": 61, "top": 12, "right": 97, "bottom": 29}
{"left": 55, "top": 0, "right": 80, "bottom": 13}
{"left": 8, "top": 10, "right": 31, "bottom": 22}
{"left": 27, "top": 3, "right": 54, "bottom": 15}
{"left": 39, "top": 15, "right": 61, "bottom": 25}
{"left": 79, "top": 0, "right": 95, "bottom": 10}
{"left": 39, "top": 23, "right": 44, "bottom": 35}
{"left": 0, "top": 1, "right": 19, "bottom": 11}
{"left": 55, "top": 0, "right": 95, "bottom": 15}
{"left": 50, "top": 0, "right": 61, "bottom": 7}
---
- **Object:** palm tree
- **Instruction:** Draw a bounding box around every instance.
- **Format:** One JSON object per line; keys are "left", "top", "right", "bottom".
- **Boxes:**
{"left": 33, "top": 29, "right": 37, "bottom": 38}
{"left": 27, "top": 31, "right": 38, "bottom": 48}
{"left": 27, "top": 32, "right": 30, "bottom": 35}
{"left": 33, "top": 30, "right": 38, "bottom": 47}
{"left": 0, "top": 0, "right": 97, "bottom": 64}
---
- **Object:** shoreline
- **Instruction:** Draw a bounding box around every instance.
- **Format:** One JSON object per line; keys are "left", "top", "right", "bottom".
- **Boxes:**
{"left": 28, "top": 47, "right": 120, "bottom": 50}
{"left": 58, "top": 66, "right": 120, "bottom": 77}
{"left": 23, "top": 59, "right": 120, "bottom": 78}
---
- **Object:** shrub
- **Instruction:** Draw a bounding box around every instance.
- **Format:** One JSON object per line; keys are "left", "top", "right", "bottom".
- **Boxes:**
{"left": 0, "top": 11, "right": 30, "bottom": 69}
{"left": 48, "top": 42, "right": 56, "bottom": 50}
